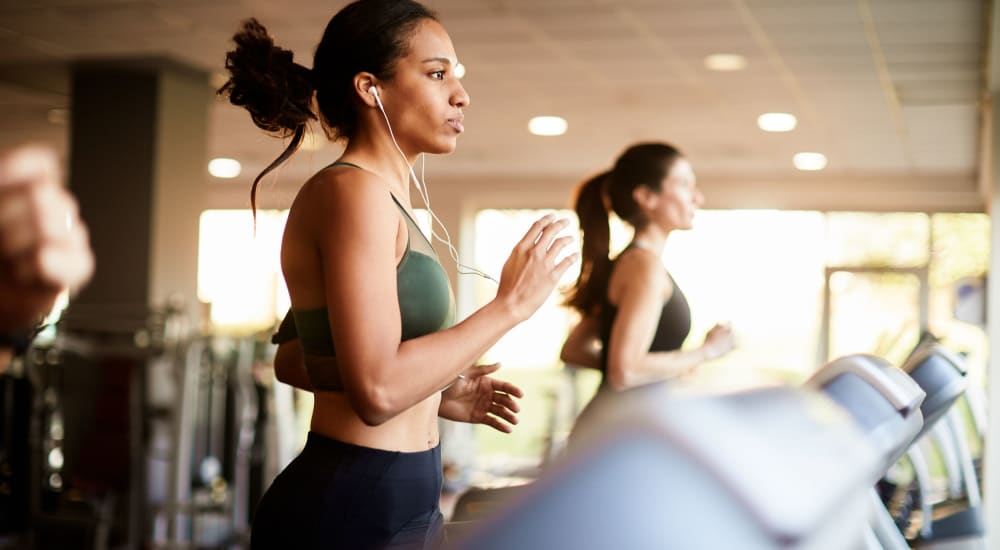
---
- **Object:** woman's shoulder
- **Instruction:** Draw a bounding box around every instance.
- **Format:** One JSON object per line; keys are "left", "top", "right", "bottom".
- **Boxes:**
{"left": 293, "top": 163, "right": 393, "bottom": 218}
{"left": 615, "top": 247, "right": 665, "bottom": 277}
{"left": 611, "top": 248, "right": 670, "bottom": 298}
{"left": 302, "top": 162, "right": 381, "bottom": 197}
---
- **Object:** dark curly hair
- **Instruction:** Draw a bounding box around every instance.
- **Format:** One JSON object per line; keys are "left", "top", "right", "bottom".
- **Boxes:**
{"left": 218, "top": 0, "right": 437, "bottom": 215}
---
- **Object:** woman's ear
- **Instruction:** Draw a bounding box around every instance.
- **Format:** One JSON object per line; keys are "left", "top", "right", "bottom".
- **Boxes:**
{"left": 632, "top": 185, "right": 658, "bottom": 210}
{"left": 353, "top": 72, "right": 379, "bottom": 108}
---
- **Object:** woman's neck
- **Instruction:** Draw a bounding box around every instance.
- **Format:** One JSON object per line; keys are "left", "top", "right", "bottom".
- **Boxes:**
{"left": 631, "top": 227, "right": 669, "bottom": 254}
{"left": 342, "top": 132, "right": 418, "bottom": 200}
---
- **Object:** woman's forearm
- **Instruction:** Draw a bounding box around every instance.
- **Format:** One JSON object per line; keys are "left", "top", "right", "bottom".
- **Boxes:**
{"left": 363, "top": 299, "right": 519, "bottom": 421}
{"left": 608, "top": 347, "right": 707, "bottom": 390}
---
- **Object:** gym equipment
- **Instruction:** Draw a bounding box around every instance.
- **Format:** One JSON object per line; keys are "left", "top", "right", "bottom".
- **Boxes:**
{"left": 805, "top": 354, "right": 925, "bottom": 550}
{"left": 160, "top": 336, "right": 261, "bottom": 549}
{"left": 898, "top": 345, "right": 985, "bottom": 550}
{"left": 805, "top": 354, "right": 924, "bottom": 474}
{"left": 454, "top": 383, "right": 881, "bottom": 550}
{"left": 10, "top": 301, "right": 267, "bottom": 550}
{"left": 25, "top": 303, "right": 186, "bottom": 549}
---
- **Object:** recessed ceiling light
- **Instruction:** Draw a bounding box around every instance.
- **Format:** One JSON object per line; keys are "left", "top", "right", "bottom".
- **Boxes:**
{"left": 793, "top": 152, "right": 827, "bottom": 171}
{"left": 758, "top": 112, "right": 797, "bottom": 132}
{"left": 454, "top": 62, "right": 466, "bottom": 79}
{"left": 528, "top": 116, "right": 567, "bottom": 136}
{"left": 208, "top": 158, "right": 241, "bottom": 179}
{"left": 704, "top": 53, "right": 747, "bottom": 71}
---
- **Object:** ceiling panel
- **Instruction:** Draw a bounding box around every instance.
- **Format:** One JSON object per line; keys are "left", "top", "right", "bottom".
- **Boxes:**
{"left": 0, "top": 0, "right": 986, "bottom": 203}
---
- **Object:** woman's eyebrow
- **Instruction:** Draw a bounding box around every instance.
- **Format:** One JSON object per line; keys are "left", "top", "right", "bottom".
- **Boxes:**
{"left": 421, "top": 56, "right": 454, "bottom": 65}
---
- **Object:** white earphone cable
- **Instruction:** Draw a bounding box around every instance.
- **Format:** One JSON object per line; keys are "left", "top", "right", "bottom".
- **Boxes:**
{"left": 373, "top": 91, "right": 497, "bottom": 284}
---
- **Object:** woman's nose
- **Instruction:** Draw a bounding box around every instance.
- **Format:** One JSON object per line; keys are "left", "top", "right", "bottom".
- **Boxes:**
{"left": 453, "top": 80, "right": 470, "bottom": 108}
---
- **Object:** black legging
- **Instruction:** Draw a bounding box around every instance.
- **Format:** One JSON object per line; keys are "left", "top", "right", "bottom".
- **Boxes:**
{"left": 251, "top": 432, "right": 444, "bottom": 550}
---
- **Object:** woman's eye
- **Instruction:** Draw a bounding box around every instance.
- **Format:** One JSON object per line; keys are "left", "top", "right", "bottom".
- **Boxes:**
{"left": 430, "top": 71, "right": 445, "bottom": 80}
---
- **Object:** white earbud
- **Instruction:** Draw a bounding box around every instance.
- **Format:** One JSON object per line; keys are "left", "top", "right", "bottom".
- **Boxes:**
{"left": 370, "top": 86, "right": 382, "bottom": 107}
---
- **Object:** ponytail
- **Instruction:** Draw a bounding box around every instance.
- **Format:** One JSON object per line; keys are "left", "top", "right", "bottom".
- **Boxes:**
{"left": 564, "top": 171, "right": 613, "bottom": 315}
{"left": 218, "top": 18, "right": 317, "bottom": 218}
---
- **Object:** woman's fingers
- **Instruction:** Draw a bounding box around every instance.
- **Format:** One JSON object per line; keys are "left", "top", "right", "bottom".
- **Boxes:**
{"left": 544, "top": 233, "right": 573, "bottom": 253}
{"left": 544, "top": 236, "right": 577, "bottom": 279}
{"left": 515, "top": 215, "right": 572, "bottom": 257}
{"left": 492, "top": 391, "right": 521, "bottom": 413}
{"left": 515, "top": 214, "right": 555, "bottom": 253}
{"left": 497, "top": 214, "right": 579, "bottom": 321}
{"left": 492, "top": 379, "right": 524, "bottom": 399}
{"left": 553, "top": 252, "right": 580, "bottom": 280}
{"left": 473, "top": 383, "right": 523, "bottom": 432}
{"left": 483, "top": 415, "right": 513, "bottom": 434}
{"left": 534, "top": 218, "right": 571, "bottom": 252}
{"left": 489, "top": 403, "right": 518, "bottom": 425}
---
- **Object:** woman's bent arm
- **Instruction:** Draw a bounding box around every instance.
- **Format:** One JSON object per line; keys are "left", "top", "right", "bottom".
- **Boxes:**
{"left": 307, "top": 171, "right": 574, "bottom": 425}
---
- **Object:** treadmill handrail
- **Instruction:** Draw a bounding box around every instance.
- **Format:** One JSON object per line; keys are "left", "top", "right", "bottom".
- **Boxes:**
{"left": 902, "top": 344, "right": 969, "bottom": 376}
{"left": 807, "top": 354, "right": 924, "bottom": 416}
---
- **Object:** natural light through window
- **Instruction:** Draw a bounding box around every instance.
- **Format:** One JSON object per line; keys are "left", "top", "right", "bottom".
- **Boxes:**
{"left": 469, "top": 210, "right": 988, "bottom": 389}
{"left": 471, "top": 209, "right": 830, "bottom": 385}
{"left": 195, "top": 207, "right": 988, "bottom": 388}
{"left": 466, "top": 209, "right": 988, "bottom": 463}
{"left": 198, "top": 210, "right": 289, "bottom": 331}
{"left": 666, "top": 210, "right": 827, "bottom": 387}
{"left": 473, "top": 210, "right": 582, "bottom": 369}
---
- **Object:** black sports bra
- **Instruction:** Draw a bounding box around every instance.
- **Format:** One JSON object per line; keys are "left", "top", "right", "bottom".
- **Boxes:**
{"left": 596, "top": 247, "right": 691, "bottom": 380}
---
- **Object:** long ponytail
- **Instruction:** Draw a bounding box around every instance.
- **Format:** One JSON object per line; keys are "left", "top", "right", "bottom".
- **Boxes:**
{"left": 564, "top": 171, "right": 613, "bottom": 316}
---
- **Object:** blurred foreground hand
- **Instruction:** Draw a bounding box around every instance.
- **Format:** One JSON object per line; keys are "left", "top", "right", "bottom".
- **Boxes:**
{"left": 0, "top": 144, "right": 94, "bottom": 333}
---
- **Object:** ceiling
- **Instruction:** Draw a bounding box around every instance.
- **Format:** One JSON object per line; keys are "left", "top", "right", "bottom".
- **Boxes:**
{"left": 0, "top": 0, "right": 990, "bottom": 209}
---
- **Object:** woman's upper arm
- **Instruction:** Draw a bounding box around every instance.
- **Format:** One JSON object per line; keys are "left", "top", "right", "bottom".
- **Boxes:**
{"left": 605, "top": 257, "right": 667, "bottom": 387}
{"left": 311, "top": 174, "right": 404, "bottom": 405}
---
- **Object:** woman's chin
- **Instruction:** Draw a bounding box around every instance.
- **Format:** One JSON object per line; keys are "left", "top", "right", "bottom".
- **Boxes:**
{"left": 427, "top": 142, "right": 458, "bottom": 156}
{"left": 440, "top": 136, "right": 461, "bottom": 154}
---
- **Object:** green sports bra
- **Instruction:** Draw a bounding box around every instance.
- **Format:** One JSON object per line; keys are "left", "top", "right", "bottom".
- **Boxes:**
{"left": 272, "top": 162, "right": 456, "bottom": 391}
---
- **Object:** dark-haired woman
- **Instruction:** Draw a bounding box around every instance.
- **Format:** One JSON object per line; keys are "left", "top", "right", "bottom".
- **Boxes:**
{"left": 561, "top": 143, "right": 734, "bottom": 394}
{"left": 218, "top": 1, "right": 576, "bottom": 548}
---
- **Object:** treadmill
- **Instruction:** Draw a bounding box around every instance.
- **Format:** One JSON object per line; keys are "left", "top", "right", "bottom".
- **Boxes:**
{"left": 453, "top": 383, "right": 882, "bottom": 550}
{"left": 804, "top": 353, "right": 925, "bottom": 550}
